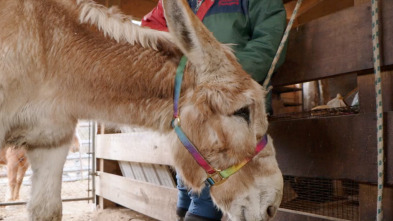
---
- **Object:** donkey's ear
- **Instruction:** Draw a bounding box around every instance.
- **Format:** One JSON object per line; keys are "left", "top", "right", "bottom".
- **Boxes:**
{"left": 162, "top": 0, "right": 225, "bottom": 71}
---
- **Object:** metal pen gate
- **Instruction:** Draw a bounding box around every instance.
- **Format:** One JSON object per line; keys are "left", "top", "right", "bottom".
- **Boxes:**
{"left": 0, "top": 121, "right": 95, "bottom": 208}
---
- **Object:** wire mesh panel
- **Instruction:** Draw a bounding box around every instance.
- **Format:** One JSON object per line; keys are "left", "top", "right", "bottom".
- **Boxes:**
{"left": 61, "top": 121, "right": 95, "bottom": 201}
{"left": 0, "top": 121, "right": 95, "bottom": 206}
{"left": 281, "top": 176, "right": 360, "bottom": 220}
{"left": 269, "top": 106, "right": 360, "bottom": 121}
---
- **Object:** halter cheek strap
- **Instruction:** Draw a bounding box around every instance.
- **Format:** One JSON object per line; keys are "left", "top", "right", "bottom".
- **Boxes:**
{"left": 172, "top": 56, "right": 268, "bottom": 186}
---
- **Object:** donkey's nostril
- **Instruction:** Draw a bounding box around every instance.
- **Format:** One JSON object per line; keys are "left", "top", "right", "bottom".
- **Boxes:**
{"left": 267, "top": 206, "right": 277, "bottom": 218}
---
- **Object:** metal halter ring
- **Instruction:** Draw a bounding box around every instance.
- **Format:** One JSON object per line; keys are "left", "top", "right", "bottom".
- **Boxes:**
{"left": 206, "top": 171, "right": 227, "bottom": 186}
{"left": 171, "top": 117, "right": 181, "bottom": 128}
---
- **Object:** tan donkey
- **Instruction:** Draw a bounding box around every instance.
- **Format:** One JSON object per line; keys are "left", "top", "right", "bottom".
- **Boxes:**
{"left": 0, "top": 133, "right": 80, "bottom": 202}
{"left": 0, "top": 145, "right": 29, "bottom": 201}
{"left": 0, "top": 0, "right": 283, "bottom": 220}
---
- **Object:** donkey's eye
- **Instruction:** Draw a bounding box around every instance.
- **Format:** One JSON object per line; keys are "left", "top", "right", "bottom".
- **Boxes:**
{"left": 233, "top": 107, "right": 250, "bottom": 124}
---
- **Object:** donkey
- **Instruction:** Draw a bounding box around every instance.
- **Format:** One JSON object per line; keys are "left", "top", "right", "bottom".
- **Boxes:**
{"left": 0, "top": 132, "right": 81, "bottom": 202}
{"left": 0, "top": 144, "right": 29, "bottom": 201}
{"left": 0, "top": 0, "right": 283, "bottom": 220}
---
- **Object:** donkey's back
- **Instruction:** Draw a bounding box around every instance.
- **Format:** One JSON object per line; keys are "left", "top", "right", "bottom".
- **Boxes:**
{"left": 0, "top": 0, "right": 79, "bottom": 151}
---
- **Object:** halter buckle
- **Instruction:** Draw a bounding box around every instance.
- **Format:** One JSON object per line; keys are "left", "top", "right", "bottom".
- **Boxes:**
{"left": 206, "top": 171, "right": 227, "bottom": 186}
{"left": 171, "top": 117, "right": 181, "bottom": 128}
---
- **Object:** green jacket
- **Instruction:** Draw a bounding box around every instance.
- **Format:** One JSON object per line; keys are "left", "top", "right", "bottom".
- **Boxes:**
{"left": 199, "top": 0, "right": 287, "bottom": 83}
{"left": 142, "top": 0, "right": 287, "bottom": 111}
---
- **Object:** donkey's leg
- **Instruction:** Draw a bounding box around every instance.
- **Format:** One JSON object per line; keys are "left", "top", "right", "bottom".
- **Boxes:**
{"left": 6, "top": 159, "right": 18, "bottom": 201}
{"left": 26, "top": 145, "right": 69, "bottom": 221}
{"left": 14, "top": 161, "right": 29, "bottom": 200}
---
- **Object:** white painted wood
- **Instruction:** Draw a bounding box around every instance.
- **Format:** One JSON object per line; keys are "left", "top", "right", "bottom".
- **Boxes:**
{"left": 118, "top": 161, "right": 135, "bottom": 179}
{"left": 142, "top": 163, "right": 161, "bottom": 185}
{"left": 129, "top": 162, "right": 146, "bottom": 181}
{"left": 154, "top": 164, "right": 176, "bottom": 188}
{"left": 96, "top": 172, "right": 178, "bottom": 221}
{"left": 119, "top": 161, "right": 176, "bottom": 187}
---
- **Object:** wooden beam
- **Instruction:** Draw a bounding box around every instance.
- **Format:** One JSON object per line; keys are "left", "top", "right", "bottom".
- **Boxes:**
{"left": 97, "top": 159, "right": 121, "bottom": 209}
{"left": 354, "top": 0, "right": 369, "bottom": 5}
{"left": 285, "top": 0, "right": 323, "bottom": 21}
{"left": 295, "top": 0, "right": 354, "bottom": 26}
{"left": 275, "top": 208, "right": 342, "bottom": 221}
{"left": 96, "top": 172, "right": 178, "bottom": 221}
{"left": 94, "top": 0, "right": 158, "bottom": 19}
{"left": 358, "top": 72, "right": 393, "bottom": 113}
{"left": 273, "top": 0, "right": 393, "bottom": 86}
{"left": 96, "top": 132, "right": 174, "bottom": 165}
{"left": 120, "top": 0, "right": 159, "bottom": 19}
{"left": 268, "top": 112, "right": 393, "bottom": 184}
{"left": 359, "top": 184, "right": 393, "bottom": 220}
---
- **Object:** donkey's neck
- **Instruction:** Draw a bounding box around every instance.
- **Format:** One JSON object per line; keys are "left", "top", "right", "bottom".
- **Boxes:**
{"left": 48, "top": 7, "right": 191, "bottom": 132}
{"left": 75, "top": 40, "right": 190, "bottom": 132}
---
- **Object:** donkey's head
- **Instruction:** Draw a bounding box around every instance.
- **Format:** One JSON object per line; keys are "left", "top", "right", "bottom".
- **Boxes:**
{"left": 163, "top": 0, "right": 283, "bottom": 220}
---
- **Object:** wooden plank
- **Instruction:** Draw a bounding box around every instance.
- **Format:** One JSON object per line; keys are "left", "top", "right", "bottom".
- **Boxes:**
{"left": 118, "top": 161, "right": 135, "bottom": 179}
{"left": 285, "top": 0, "right": 354, "bottom": 27}
{"left": 142, "top": 163, "right": 161, "bottom": 185}
{"left": 96, "top": 132, "right": 173, "bottom": 165}
{"left": 119, "top": 161, "right": 174, "bottom": 187}
{"left": 295, "top": 0, "right": 354, "bottom": 26}
{"left": 358, "top": 74, "right": 377, "bottom": 113}
{"left": 354, "top": 0, "right": 369, "bottom": 5}
{"left": 382, "top": 71, "right": 393, "bottom": 112}
{"left": 154, "top": 165, "right": 176, "bottom": 188}
{"left": 273, "top": 0, "right": 393, "bottom": 86}
{"left": 358, "top": 72, "right": 393, "bottom": 113}
{"left": 275, "top": 208, "right": 346, "bottom": 221}
{"left": 285, "top": 0, "right": 324, "bottom": 20}
{"left": 94, "top": 0, "right": 158, "bottom": 19}
{"left": 269, "top": 112, "right": 393, "bottom": 184}
{"left": 96, "top": 172, "right": 178, "bottom": 221}
{"left": 302, "top": 81, "right": 319, "bottom": 111}
{"left": 359, "top": 184, "right": 393, "bottom": 220}
{"left": 97, "top": 159, "right": 118, "bottom": 209}
{"left": 119, "top": 0, "right": 159, "bottom": 19}
{"left": 130, "top": 162, "right": 146, "bottom": 182}
{"left": 386, "top": 111, "right": 393, "bottom": 185}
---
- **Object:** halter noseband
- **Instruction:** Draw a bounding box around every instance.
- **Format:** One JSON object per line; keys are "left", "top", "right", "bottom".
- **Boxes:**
{"left": 172, "top": 56, "right": 268, "bottom": 186}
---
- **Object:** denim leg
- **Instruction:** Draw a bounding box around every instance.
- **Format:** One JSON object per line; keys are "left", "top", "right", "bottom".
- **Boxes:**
{"left": 187, "top": 184, "right": 222, "bottom": 220}
{"left": 176, "top": 174, "right": 191, "bottom": 211}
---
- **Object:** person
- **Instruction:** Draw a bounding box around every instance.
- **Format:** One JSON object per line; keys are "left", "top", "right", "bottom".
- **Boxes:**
{"left": 141, "top": 0, "right": 287, "bottom": 220}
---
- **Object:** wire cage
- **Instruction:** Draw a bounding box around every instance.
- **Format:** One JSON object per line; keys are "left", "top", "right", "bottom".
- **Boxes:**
{"left": 269, "top": 106, "right": 360, "bottom": 121}
{"left": 281, "top": 176, "right": 360, "bottom": 220}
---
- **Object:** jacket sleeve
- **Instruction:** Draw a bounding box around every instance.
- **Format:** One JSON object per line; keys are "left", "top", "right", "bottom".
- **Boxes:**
{"left": 235, "top": 0, "right": 287, "bottom": 83}
{"left": 141, "top": 0, "right": 169, "bottom": 31}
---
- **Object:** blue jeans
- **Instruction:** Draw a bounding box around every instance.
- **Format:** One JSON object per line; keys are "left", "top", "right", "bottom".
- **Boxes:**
{"left": 176, "top": 174, "right": 222, "bottom": 220}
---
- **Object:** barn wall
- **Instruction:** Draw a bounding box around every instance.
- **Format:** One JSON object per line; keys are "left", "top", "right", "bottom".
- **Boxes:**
{"left": 94, "top": 0, "right": 158, "bottom": 19}
{"left": 272, "top": 0, "right": 393, "bottom": 220}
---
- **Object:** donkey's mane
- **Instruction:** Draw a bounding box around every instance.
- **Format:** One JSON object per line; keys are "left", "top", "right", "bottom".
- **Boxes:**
{"left": 76, "top": 0, "right": 172, "bottom": 50}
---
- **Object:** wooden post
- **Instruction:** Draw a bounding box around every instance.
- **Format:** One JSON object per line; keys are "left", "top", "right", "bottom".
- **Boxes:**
{"left": 355, "top": 0, "right": 393, "bottom": 219}
{"left": 97, "top": 159, "right": 121, "bottom": 209}
{"left": 302, "top": 81, "right": 319, "bottom": 111}
{"left": 96, "top": 123, "right": 122, "bottom": 210}
{"left": 359, "top": 184, "right": 393, "bottom": 220}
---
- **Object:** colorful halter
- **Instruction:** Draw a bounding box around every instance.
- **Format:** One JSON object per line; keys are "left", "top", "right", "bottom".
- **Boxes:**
{"left": 171, "top": 56, "right": 268, "bottom": 186}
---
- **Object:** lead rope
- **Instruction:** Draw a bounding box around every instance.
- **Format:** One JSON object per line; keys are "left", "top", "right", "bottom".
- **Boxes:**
{"left": 371, "top": 0, "right": 384, "bottom": 220}
{"left": 262, "top": 0, "right": 303, "bottom": 90}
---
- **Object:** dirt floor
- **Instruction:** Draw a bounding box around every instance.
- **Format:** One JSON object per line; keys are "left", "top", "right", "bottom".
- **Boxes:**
{"left": 0, "top": 179, "right": 157, "bottom": 221}
{"left": 0, "top": 201, "right": 157, "bottom": 221}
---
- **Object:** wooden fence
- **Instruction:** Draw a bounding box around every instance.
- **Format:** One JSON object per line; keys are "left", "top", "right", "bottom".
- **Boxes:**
{"left": 95, "top": 131, "right": 178, "bottom": 220}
